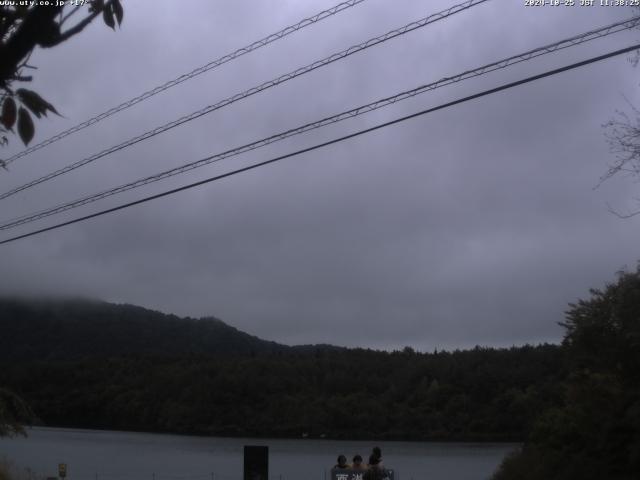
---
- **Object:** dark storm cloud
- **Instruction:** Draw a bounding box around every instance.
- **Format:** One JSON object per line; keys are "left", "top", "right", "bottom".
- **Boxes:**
{"left": 1, "top": 0, "right": 640, "bottom": 350}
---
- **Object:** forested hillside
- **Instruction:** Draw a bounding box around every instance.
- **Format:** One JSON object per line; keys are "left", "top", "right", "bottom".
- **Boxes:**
{"left": 0, "top": 298, "right": 290, "bottom": 359}
{"left": 0, "top": 298, "right": 566, "bottom": 441}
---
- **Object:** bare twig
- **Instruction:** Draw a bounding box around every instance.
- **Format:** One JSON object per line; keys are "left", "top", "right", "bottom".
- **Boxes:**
{"left": 606, "top": 202, "right": 640, "bottom": 219}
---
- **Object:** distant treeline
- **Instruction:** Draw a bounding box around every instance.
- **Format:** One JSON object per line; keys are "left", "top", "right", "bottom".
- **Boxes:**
{"left": 1, "top": 348, "right": 565, "bottom": 440}
{"left": 0, "top": 298, "right": 563, "bottom": 441}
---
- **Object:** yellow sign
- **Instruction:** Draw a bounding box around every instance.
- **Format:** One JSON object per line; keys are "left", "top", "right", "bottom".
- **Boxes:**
{"left": 58, "top": 463, "right": 67, "bottom": 478}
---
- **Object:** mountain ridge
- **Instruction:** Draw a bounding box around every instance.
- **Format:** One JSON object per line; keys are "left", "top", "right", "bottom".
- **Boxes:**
{"left": 0, "top": 297, "right": 312, "bottom": 360}
{"left": 0, "top": 296, "right": 565, "bottom": 441}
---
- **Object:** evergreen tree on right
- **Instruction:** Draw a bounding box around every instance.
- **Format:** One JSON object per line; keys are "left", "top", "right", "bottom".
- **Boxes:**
{"left": 493, "top": 265, "right": 640, "bottom": 480}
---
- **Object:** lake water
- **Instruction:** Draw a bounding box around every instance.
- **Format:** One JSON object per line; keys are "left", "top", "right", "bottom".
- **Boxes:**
{"left": 0, "top": 427, "right": 517, "bottom": 480}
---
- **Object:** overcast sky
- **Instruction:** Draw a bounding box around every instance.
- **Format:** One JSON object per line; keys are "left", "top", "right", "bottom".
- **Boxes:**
{"left": 1, "top": 0, "right": 640, "bottom": 351}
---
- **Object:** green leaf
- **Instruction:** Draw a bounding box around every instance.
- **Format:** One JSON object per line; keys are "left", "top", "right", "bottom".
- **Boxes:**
{"left": 103, "top": 5, "right": 115, "bottom": 29}
{"left": 112, "top": 0, "right": 123, "bottom": 26}
{"left": 16, "top": 89, "right": 59, "bottom": 118}
{"left": 17, "top": 107, "right": 34, "bottom": 146}
{"left": 1, "top": 97, "right": 16, "bottom": 130}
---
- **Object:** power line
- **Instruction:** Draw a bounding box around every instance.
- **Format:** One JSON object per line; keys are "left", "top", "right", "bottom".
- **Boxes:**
{"left": 1, "top": 0, "right": 369, "bottom": 166}
{"left": 1, "top": 15, "right": 637, "bottom": 231}
{"left": 1, "top": 42, "right": 638, "bottom": 247}
{"left": 0, "top": 0, "right": 490, "bottom": 201}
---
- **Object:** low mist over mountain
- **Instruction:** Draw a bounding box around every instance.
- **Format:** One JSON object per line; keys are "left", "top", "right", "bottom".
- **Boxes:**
{"left": 0, "top": 297, "right": 294, "bottom": 360}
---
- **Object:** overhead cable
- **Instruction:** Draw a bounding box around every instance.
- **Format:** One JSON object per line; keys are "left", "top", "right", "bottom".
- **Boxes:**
{"left": 1, "top": 15, "right": 638, "bottom": 231}
{"left": 1, "top": 0, "right": 369, "bottom": 166}
{"left": 1, "top": 42, "right": 638, "bottom": 246}
{"left": 0, "top": 0, "right": 490, "bottom": 201}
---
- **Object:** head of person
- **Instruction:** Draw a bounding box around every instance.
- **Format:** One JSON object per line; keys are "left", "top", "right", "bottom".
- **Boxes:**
{"left": 372, "top": 446, "right": 382, "bottom": 459}
{"left": 352, "top": 454, "right": 363, "bottom": 468}
{"left": 337, "top": 454, "right": 348, "bottom": 468}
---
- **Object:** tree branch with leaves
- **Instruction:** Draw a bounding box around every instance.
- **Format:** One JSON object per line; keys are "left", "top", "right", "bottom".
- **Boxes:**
{"left": 0, "top": 0, "right": 123, "bottom": 150}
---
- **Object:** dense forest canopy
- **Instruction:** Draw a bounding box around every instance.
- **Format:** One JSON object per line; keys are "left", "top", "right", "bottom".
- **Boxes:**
{"left": 0, "top": 297, "right": 563, "bottom": 441}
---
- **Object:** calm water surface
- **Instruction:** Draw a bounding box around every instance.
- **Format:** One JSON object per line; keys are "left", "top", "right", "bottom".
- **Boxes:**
{"left": 0, "top": 427, "right": 517, "bottom": 480}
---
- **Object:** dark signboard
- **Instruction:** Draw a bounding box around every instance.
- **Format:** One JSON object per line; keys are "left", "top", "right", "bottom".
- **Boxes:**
{"left": 330, "top": 468, "right": 394, "bottom": 480}
{"left": 244, "top": 445, "right": 268, "bottom": 480}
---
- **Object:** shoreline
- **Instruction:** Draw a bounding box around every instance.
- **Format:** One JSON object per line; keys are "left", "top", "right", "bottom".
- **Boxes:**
{"left": 19, "top": 425, "right": 523, "bottom": 445}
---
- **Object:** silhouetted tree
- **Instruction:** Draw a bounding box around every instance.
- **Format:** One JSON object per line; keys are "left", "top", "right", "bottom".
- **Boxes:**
{"left": 493, "top": 265, "right": 640, "bottom": 480}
